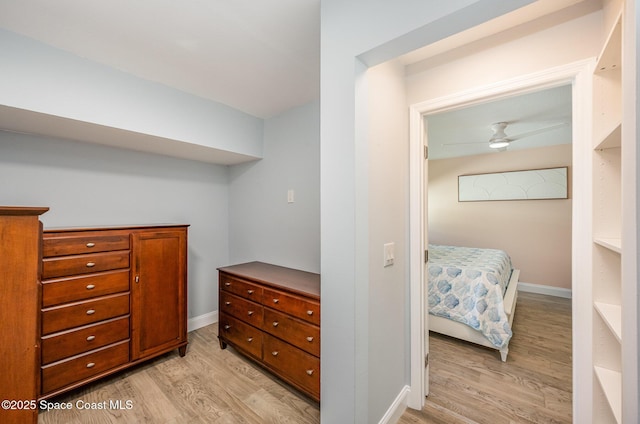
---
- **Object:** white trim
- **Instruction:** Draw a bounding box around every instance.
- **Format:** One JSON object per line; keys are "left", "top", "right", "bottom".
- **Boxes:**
{"left": 407, "top": 59, "right": 593, "bottom": 421}
{"left": 407, "top": 97, "right": 426, "bottom": 409}
{"left": 377, "top": 385, "right": 410, "bottom": 424}
{"left": 518, "top": 282, "right": 572, "bottom": 299}
{"left": 187, "top": 310, "right": 218, "bottom": 332}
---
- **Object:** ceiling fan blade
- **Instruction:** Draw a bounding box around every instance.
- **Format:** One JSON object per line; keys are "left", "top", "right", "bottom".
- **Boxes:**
{"left": 509, "top": 122, "right": 569, "bottom": 141}
{"left": 440, "top": 140, "right": 486, "bottom": 146}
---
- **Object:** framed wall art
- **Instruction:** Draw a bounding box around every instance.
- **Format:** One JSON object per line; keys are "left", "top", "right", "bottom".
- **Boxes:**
{"left": 458, "top": 167, "right": 569, "bottom": 202}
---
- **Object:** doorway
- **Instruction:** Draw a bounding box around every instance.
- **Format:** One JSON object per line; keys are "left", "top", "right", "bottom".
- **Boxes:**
{"left": 407, "top": 59, "right": 593, "bottom": 412}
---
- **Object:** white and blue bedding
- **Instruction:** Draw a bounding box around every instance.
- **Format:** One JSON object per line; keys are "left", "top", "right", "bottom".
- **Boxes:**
{"left": 428, "top": 244, "right": 513, "bottom": 348}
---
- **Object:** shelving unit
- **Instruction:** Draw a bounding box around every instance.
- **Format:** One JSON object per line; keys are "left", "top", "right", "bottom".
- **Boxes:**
{"left": 591, "top": 7, "right": 623, "bottom": 423}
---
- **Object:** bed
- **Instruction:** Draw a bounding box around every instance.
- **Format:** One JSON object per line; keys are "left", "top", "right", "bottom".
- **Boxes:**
{"left": 427, "top": 243, "right": 519, "bottom": 361}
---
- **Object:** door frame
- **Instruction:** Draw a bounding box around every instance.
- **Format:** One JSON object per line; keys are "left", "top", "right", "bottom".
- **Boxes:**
{"left": 406, "top": 59, "right": 594, "bottom": 416}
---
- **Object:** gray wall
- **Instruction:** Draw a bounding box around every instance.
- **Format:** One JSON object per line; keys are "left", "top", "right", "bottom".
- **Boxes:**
{"left": 228, "top": 101, "right": 320, "bottom": 273}
{"left": 0, "top": 130, "right": 229, "bottom": 319}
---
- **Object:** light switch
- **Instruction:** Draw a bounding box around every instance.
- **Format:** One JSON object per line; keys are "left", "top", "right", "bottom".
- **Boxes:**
{"left": 287, "top": 189, "right": 295, "bottom": 203}
{"left": 384, "top": 242, "right": 395, "bottom": 267}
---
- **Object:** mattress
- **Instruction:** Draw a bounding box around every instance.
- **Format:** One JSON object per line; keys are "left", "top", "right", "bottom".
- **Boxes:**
{"left": 428, "top": 244, "right": 514, "bottom": 348}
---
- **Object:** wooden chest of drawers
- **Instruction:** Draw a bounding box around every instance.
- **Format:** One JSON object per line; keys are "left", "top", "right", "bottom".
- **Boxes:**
{"left": 40, "top": 225, "right": 188, "bottom": 398}
{"left": 217, "top": 262, "right": 320, "bottom": 402}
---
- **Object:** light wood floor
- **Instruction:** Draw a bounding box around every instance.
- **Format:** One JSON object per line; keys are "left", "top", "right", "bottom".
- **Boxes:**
{"left": 400, "top": 292, "right": 572, "bottom": 424}
{"left": 39, "top": 292, "right": 570, "bottom": 424}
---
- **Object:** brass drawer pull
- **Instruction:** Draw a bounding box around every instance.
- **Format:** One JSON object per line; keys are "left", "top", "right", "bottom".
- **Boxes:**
{"left": 86, "top": 362, "right": 95, "bottom": 368}
{"left": 306, "top": 336, "right": 314, "bottom": 342}
{"left": 273, "top": 299, "right": 279, "bottom": 304}
{"left": 224, "top": 325, "right": 231, "bottom": 330}
{"left": 272, "top": 321, "right": 279, "bottom": 327}
{"left": 247, "top": 337, "right": 253, "bottom": 342}
{"left": 271, "top": 351, "right": 279, "bottom": 356}
{"left": 247, "top": 289, "right": 254, "bottom": 295}
{"left": 306, "top": 369, "right": 314, "bottom": 376}
{"left": 225, "top": 301, "right": 231, "bottom": 306}
{"left": 248, "top": 311, "right": 254, "bottom": 316}
{"left": 86, "top": 284, "right": 95, "bottom": 290}
{"left": 86, "top": 242, "right": 96, "bottom": 248}
{"left": 86, "top": 262, "right": 96, "bottom": 268}
{"left": 86, "top": 309, "right": 96, "bottom": 315}
{"left": 86, "top": 335, "right": 96, "bottom": 341}
{"left": 307, "top": 310, "right": 314, "bottom": 316}
{"left": 224, "top": 282, "right": 231, "bottom": 287}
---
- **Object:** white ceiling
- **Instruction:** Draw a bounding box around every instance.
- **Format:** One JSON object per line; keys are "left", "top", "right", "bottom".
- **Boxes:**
{"left": 427, "top": 84, "right": 573, "bottom": 160}
{"left": 0, "top": 0, "right": 592, "bottom": 161}
{"left": 0, "top": 0, "right": 320, "bottom": 119}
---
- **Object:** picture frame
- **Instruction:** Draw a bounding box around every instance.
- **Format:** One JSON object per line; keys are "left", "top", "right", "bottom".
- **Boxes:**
{"left": 458, "top": 166, "right": 569, "bottom": 202}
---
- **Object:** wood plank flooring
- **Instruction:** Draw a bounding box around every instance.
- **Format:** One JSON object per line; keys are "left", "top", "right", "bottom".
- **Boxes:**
{"left": 38, "top": 292, "right": 570, "bottom": 424}
{"left": 400, "top": 292, "right": 572, "bottom": 424}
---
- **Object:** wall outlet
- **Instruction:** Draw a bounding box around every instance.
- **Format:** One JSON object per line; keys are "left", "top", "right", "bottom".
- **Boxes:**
{"left": 384, "top": 242, "right": 395, "bottom": 267}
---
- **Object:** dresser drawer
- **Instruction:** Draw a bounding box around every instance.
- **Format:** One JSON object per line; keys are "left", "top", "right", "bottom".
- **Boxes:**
{"left": 43, "top": 233, "right": 130, "bottom": 257}
{"left": 41, "top": 340, "right": 130, "bottom": 395}
{"left": 220, "top": 273, "right": 263, "bottom": 302}
{"left": 42, "top": 270, "right": 130, "bottom": 307}
{"left": 43, "top": 251, "right": 130, "bottom": 279}
{"left": 263, "top": 288, "right": 320, "bottom": 325}
{"left": 263, "top": 334, "right": 320, "bottom": 399}
{"left": 218, "top": 313, "right": 263, "bottom": 359}
{"left": 42, "top": 293, "right": 130, "bottom": 335}
{"left": 41, "top": 316, "right": 130, "bottom": 365}
{"left": 220, "top": 291, "right": 263, "bottom": 328}
{"left": 263, "top": 309, "right": 320, "bottom": 357}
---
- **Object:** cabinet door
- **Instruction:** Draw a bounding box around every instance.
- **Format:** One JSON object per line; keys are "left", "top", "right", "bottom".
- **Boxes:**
{"left": 131, "top": 228, "right": 187, "bottom": 360}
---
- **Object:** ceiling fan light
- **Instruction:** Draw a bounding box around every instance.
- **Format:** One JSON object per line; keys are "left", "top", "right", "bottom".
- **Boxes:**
{"left": 489, "top": 139, "right": 510, "bottom": 149}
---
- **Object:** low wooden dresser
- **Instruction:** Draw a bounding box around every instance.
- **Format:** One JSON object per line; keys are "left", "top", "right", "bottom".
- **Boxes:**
{"left": 40, "top": 224, "right": 188, "bottom": 399}
{"left": 217, "top": 262, "right": 320, "bottom": 402}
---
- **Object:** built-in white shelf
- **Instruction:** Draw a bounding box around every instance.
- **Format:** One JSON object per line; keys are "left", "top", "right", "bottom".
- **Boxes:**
{"left": 594, "top": 237, "right": 622, "bottom": 253}
{"left": 595, "top": 12, "right": 622, "bottom": 74}
{"left": 594, "top": 366, "right": 622, "bottom": 424}
{"left": 594, "top": 302, "right": 622, "bottom": 342}
{"left": 595, "top": 122, "right": 622, "bottom": 150}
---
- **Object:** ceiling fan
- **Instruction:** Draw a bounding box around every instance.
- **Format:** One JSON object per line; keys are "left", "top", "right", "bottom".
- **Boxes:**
{"left": 442, "top": 121, "right": 568, "bottom": 151}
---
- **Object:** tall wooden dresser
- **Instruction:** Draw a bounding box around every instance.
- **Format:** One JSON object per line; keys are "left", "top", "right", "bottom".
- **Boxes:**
{"left": 0, "top": 206, "right": 48, "bottom": 424}
{"left": 40, "top": 224, "right": 188, "bottom": 399}
{"left": 217, "top": 262, "right": 321, "bottom": 402}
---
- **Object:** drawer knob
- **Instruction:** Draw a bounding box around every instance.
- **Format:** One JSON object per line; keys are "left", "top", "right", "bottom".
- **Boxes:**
{"left": 306, "top": 369, "right": 314, "bottom": 376}
{"left": 224, "top": 282, "right": 231, "bottom": 287}
{"left": 86, "top": 362, "right": 96, "bottom": 368}
{"left": 248, "top": 311, "right": 254, "bottom": 316}
{"left": 86, "top": 309, "right": 96, "bottom": 315}
{"left": 247, "top": 289, "right": 254, "bottom": 295}
{"left": 271, "top": 351, "right": 279, "bottom": 357}
{"left": 247, "top": 337, "right": 253, "bottom": 342}
{"left": 86, "top": 335, "right": 96, "bottom": 341}
{"left": 86, "top": 242, "right": 96, "bottom": 248}
{"left": 224, "top": 325, "right": 231, "bottom": 330}
{"left": 272, "top": 321, "right": 279, "bottom": 327}
{"left": 307, "top": 310, "right": 314, "bottom": 316}
{"left": 225, "top": 301, "right": 231, "bottom": 306}
{"left": 86, "top": 284, "right": 95, "bottom": 290}
{"left": 306, "top": 336, "right": 314, "bottom": 342}
{"left": 86, "top": 262, "right": 96, "bottom": 268}
{"left": 273, "top": 299, "right": 279, "bottom": 304}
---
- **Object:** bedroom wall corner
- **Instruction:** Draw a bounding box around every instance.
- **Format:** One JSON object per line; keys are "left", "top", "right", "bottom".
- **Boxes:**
{"left": 428, "top": 144, "right": 573, "bottom": 290}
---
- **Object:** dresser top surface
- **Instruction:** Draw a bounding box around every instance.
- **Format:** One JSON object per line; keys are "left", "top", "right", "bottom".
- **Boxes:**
{"left": 218, "top": 262, "right": 320, "bottom": 299}
{"left": 44, "top": 224, "right": 190, "bottom": 233}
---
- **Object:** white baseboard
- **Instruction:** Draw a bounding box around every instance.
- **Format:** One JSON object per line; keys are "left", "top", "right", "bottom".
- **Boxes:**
{"left": 188, "top": 310, "right": 218, "bottom": 332}
{"left": 378, "top": 385, "right": 410, "bottom": 424}
{"left": 518, "top": 282, "right": 572, "bottom": 299}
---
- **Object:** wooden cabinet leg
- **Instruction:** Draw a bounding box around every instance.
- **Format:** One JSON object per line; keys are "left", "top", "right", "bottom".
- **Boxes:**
{"left": 219, "top": 338, "right": 227, "bottom": 350}
{"left": 178, "top": 345, "right": 187, "bottom": 357}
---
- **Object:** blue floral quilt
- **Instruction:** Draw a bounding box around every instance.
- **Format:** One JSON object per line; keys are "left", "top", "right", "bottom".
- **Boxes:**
{"left": 428, "top": 244, "right": 513, "bottom": 348}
